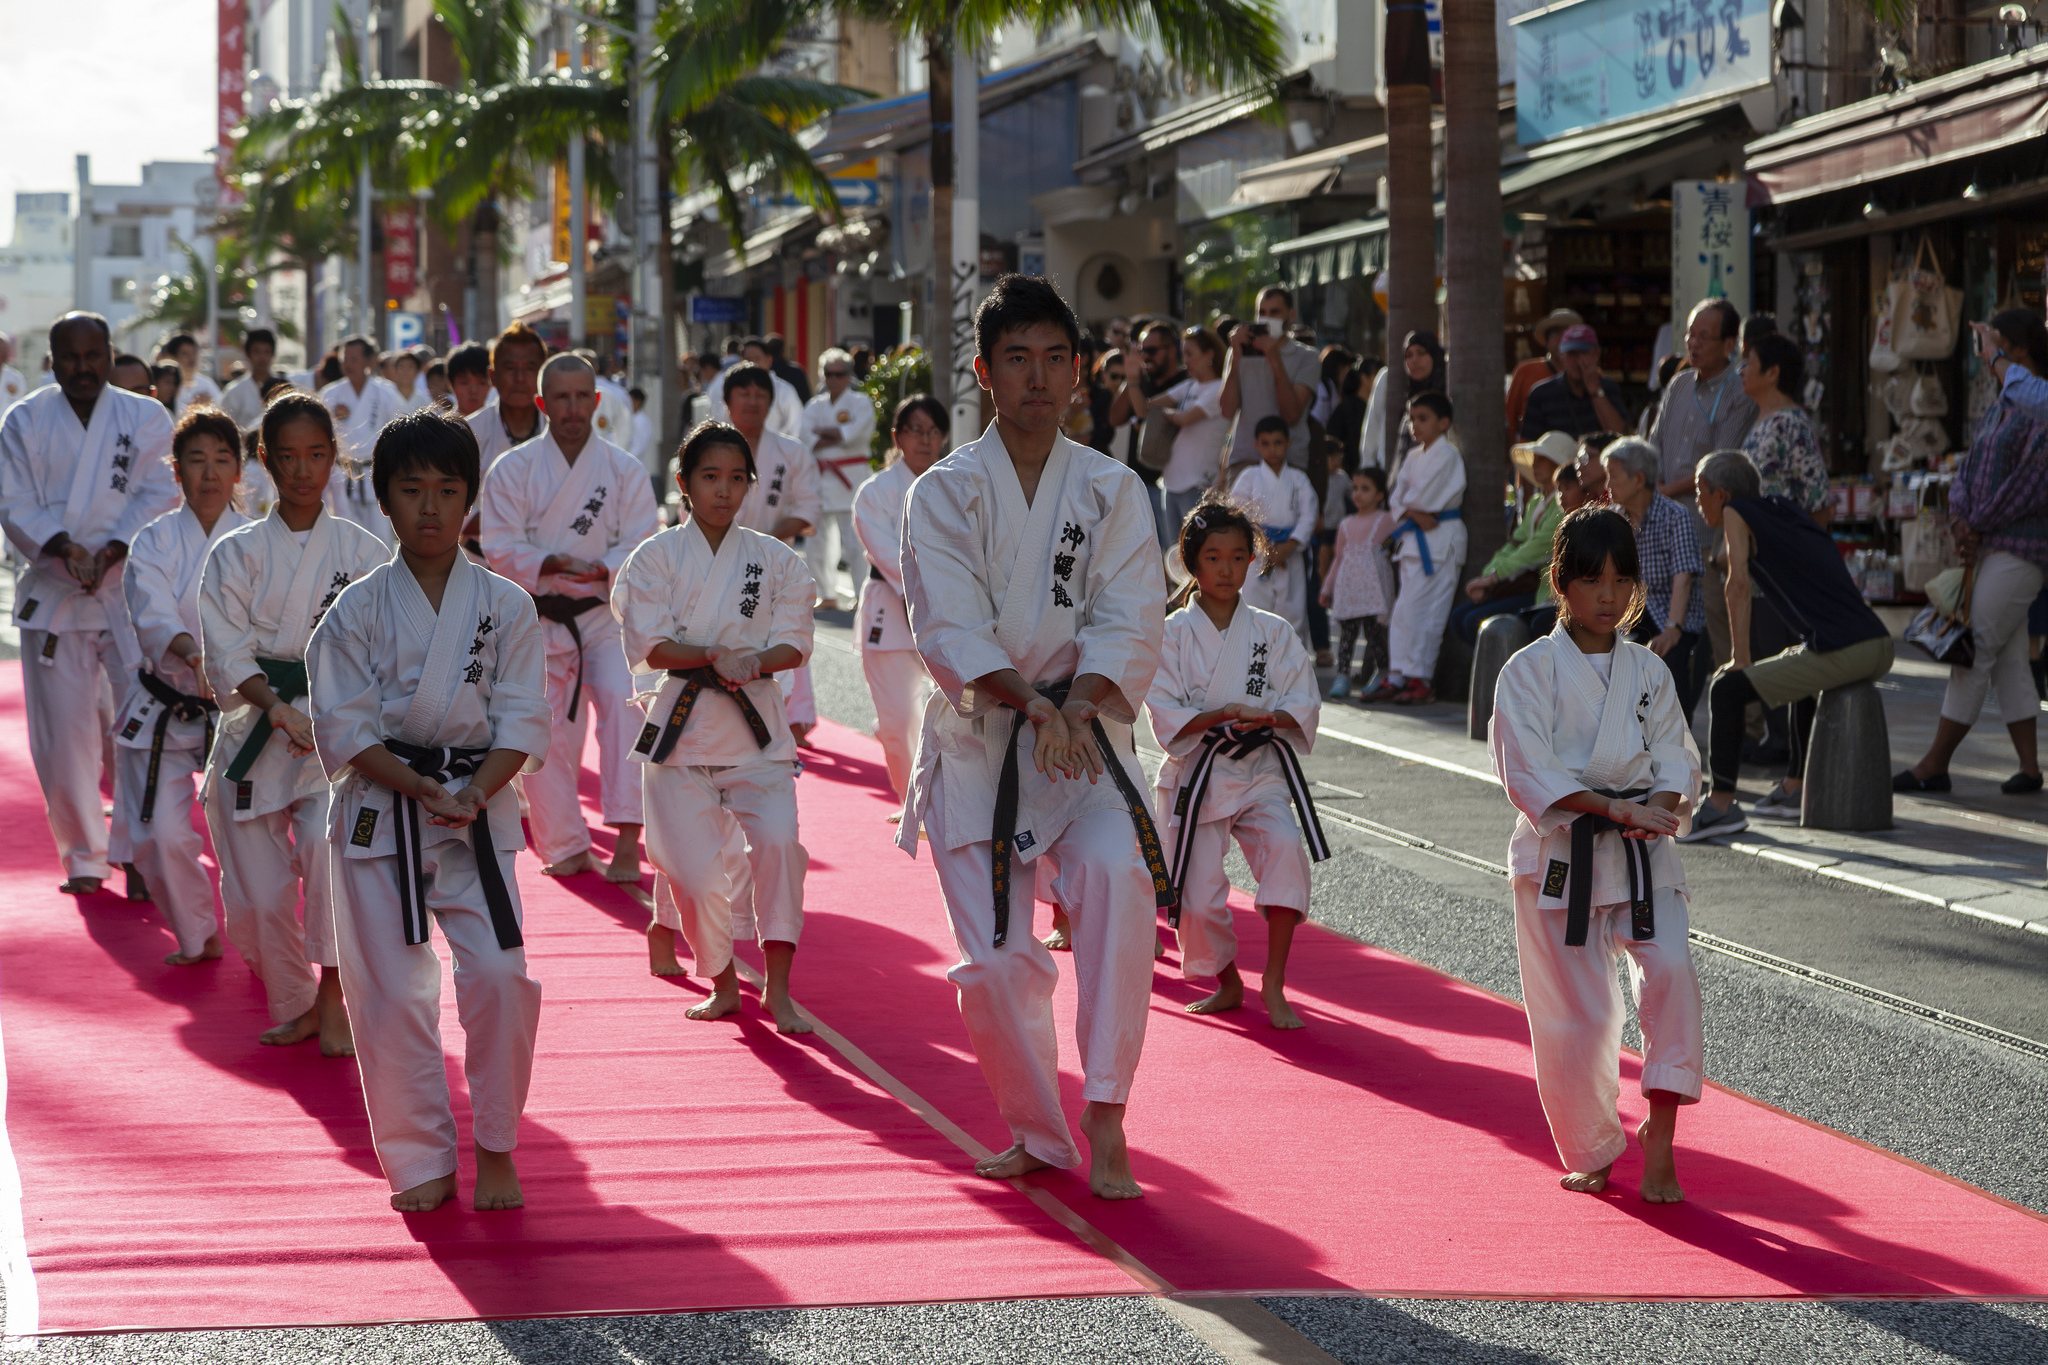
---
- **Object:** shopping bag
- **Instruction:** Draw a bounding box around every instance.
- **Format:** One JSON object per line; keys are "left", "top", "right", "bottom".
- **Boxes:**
{"left": 1909, "top": 370, "right": 1949, "bottom": 416}
{"left": 1905, "top": 563, "right": 1974, "bottom": 667}
{"left": 1892, "top": 236, "right": 1963, "bottom": 360}
{"left": 1869, "top": 300, "right": 1901, "bottom": 372}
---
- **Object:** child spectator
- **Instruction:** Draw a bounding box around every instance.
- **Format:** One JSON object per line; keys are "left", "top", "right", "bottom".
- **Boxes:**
{"left": 1320, "top": 466, "right": 1395, "bottom": 697}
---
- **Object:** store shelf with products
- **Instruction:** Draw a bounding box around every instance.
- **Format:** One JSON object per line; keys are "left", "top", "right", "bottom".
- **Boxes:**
{"left": 1541, "top": 214, "right": 1674, "bottom": 404}
{"left": 1829, "top": 472, "right": 1956, "bottom": 606}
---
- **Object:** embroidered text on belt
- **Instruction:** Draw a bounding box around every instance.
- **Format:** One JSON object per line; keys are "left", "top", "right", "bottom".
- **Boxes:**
{"left": 532, "top": 593, "right": 607, "bottom": 721}
{"left": 1565, "top": 786, "right": 1657, "bottom": 947}
{"left": 989, "top": 680, "right": 1175, "bottom": 948}
{"left": 383, "top": 739, "right": 523, "bottom": 950}
{"left": 634, "top": 666, "right": 773, "bottom": 763}
{"left": 135, "top": 668, "right": 218, "bottom": 823}
{"left": 223, "top": 657, "right": 307, "bottom": 784}
{"left": 1386, "top": 507, "right": 1462, "bottom": 575}
{"left": 1166, "top": 725, "right": 1331, "bottom": 926}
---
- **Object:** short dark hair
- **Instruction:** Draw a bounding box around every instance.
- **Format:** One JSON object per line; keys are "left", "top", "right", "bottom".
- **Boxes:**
{"left": 242, "top": 328, "right": 277, "bottom": 353}
{"left": 1745, "top": 329, "right": 1803, "bottom": 401}
{"left": 50, "top": 312, "right": 112, "bottom": 347}
{"left": 447, "top": 341, "right": 491, "bottom": 380}
{"left": 1252, "top": 414, "right": 1290, "bottom": 440}
{"left": 489, "top": 322, "right": 546, "bottom": 367}
{"left": 259, "top": 392, "right": 337, "bottom": 471}
{"left": 168, "top": 333, "right": 198, "bottom": 354}
{"left": 425, "top": 358, "right": 448, "bottom": 380}
{"left": 111, "top": 351, "right": 150, "bottom": 375}
{"left": 1554, "top": 462, "right": 1582, "bottom": 488}
{"left": 318, "top": 352, "right": 344, "bottom": 385}
{"left": 172, "top": 405, "right": 241, "bottom": 462}
{"left": 1408, "top": 390, "right": 1454, "bottom": 422}
{"left": 740, "top": 335, "right": 769, "bottom": 354}
{"left": 1690, "top": 297, "right": 1740, "bottom": 342}
{"left": 892, "top": 392, "right": 950, "bottom": 436}
{"left": 974, "top": 273, "right": 1081, "bottom": 361}
{"left": 1257, "top": 286, "right": 1294, "bottom": 310}
{"left": 629, "top": 386, "right": 646, "bottom": 402}
{"left": 392, "top": 348, "right": 422, "bottom": 370}
{"left": 722, "top": 362, "right": 775, "bottom": 402}
{"left": 342, "top": 333, "right": 377, "bottom": 360}
{"left": 259, "top": 373, "right": 295, "bottom": 400}
{"left": 764, "top": 333, "right": 787, "bottom": 358}
{"left": 679, "top": 420, "right": 757, "bottom": 484}
{"left": 372, "top": 406, "right": 481, "bottom": 510}
{"left": 1992, "top": 306, "right": 2048, "bottom": 377}
{"left": 1549, "top": 505, "right": 1643, "bottom": 633}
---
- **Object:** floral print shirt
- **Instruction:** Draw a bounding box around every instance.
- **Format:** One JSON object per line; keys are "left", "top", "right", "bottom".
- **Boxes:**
{"left": 1741, "top": 408, "right": 1829, "bottom": 513}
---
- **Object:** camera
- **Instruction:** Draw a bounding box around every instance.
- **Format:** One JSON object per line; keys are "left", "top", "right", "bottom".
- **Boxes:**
{"left": 1241, "top": 317, "right": 1280, "bottom": 356}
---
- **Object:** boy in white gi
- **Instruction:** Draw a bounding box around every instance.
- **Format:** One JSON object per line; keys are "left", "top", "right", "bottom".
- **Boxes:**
{"left": 724, "top": 363, "right": 824, "bottom": 742}
{"left": 1227, "top": 415, "right": 1317, "bottom": 642}
{"left": 1, "top": 313, "right": 180, "bottom": 894}
{"left": 309, "top": 406, "right": 551, "bottom": 1213}
{"left": 202, "top": 393, "right": 390, "bottom": 1053}
{"left": 321, "top": 335, "right": 405, "bottom": 544}
{"left": 900, "top": 274, "right": 1169, "bottom": 1201}
{"left": 116, "top": 407, "right": 249, "bottom": 963}
{"left": 801, "top": 349, "right": 877, "bottom": 608}
{"left": 852, "top": 394, "right": 948, "bottom": 803}
{"left": 1489, "top": 506, "right": 1703, "bottom": 1204}
{"left": 1368, "top": 391, "right": 1468, "bottom": 705}
{"left": 613, "top": 422, "right": 816, "bottom": 1032}
{"left": 477, "top": 354, "right": 660, "bottom": 882}
{"left": 1148, "top": 500, "right": 1328, "bottom": 1029}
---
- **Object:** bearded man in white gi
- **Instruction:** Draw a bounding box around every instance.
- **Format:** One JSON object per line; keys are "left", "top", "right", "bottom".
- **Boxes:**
{"left": 321, "top": 334, "right": 405, "bottom": 542}
{"left": 0, "top": 313, "right": 180, "bottom": 893}
{"left": 800, "top": 348, "right": 877, "bottom": 609}
{"left": 900, "top": 274, "right": 1169, "bottom": 1201}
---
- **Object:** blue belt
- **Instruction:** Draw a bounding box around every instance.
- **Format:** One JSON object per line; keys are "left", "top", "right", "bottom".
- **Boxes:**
{"left": 1388, "top": 507, "right": 1461, "bottom": 575}
{"left": 1260, "top": 525, "right": 1294, "bottom": 576}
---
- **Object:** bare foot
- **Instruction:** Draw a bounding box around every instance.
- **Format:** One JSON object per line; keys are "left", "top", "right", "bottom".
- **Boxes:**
{"left": 165, "top": 934, "right": 224, "bottom": 966}
{"left": 541, "top": 849, "right": 602, "bottom": 878}
{"left": 885, "top": 811, "right": 903, "bottom": 824}
{"left": 259, "top": 1007, "right": 320, "bottom": 1047}
{"left": 1262, "top": 980, "right": 1305, "bottom": 1029}
{"left": 123, "top": 863, "right": 151, "bottom": 902}
{"left": 1153, "top": 935, "right": 1166, "bottom": 960}
{"left": 473, "top": 1146, "right": 524, "bottom": 1210}
{"left": 605, "top": 826, "right": 645, "bottom": 884}
{"left": 974, "top": 1141, "right": 1054, "bottom": 1180}
{"left": 1186, "top": 969, "right": 1244, "bottom": 1016}
{"left": 1079, "top": 1102, "right": 1141, "bottom": 1199}
{"left": 765, "top": 989, "right": 815, "bottom": 1035}
{"left": 316, "top": 966, "right": 353, "bottom": 1057}
{"left": 58, "top": 877, "right": 102, "bottom": 896}
{"left": 791, "top": 723, "right": 815, "bottom": 747}
{"left": 1042, "top": 924, "right": 1071, "bottom": 951}
{"left": 1560, "top": 1163, "right": 1614, "bottom": 1194}
{"left": 391, "top": 1174, "right": 456, "bottom": 1213}
{"left": 686, "top": 987, "right": 744, "bottom": 1021}
{"left": 647, "top": 924, "right": 685, "bottom": 977}
{"left": 1637, "top": 1116, "right": 1684, "bottom": 1203}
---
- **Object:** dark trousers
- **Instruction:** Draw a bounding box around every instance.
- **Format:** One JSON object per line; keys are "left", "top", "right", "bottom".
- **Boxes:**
{"left": 1751, "top": 597, "right": 1793, "bottom": 751}
{"left": 1709, "top": 669, "right": 1816, "bottom": 794}
{"left": 1307, "top": 531, "right": 1335, "bottom": 651}
{"left": 1450, "top": 591, "right": 1537, "bottom": 645}
{"left": 1630, "top": 622, "right": 1703, "bottom": 720}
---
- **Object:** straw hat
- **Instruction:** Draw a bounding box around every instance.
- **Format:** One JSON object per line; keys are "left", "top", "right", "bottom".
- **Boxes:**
{"left": 1533, "top": 309, "right": 1583, "bottom": 345}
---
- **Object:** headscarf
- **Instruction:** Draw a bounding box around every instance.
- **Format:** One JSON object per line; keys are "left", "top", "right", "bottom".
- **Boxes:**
{"left": 1402, "top": 330, "right": 1447, "bottom": 395}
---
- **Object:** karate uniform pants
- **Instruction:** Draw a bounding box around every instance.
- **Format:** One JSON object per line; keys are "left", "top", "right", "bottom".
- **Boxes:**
{"left": 1513, "top": 880, "right": 1704, "bottom": 1175}
{"left": 115, "top": 744, "right": 218, "bottom": 958}
{"left": 804, "top": 510, "right": 867, "bottom": 605}
{"left": 333, "top": 836, "right": 541, "bottom": 1192}
{"left": 521, "top": 637, "right": 645, "bottom": 866}
{"left": 923, "top": 762, "right": 1156, "bottom": 1169}
{"left": 784, "top": 664, "right": 818, "bottom": 729}
{"left": 21, "top": 628, "right": 124, "bottom": 881}
{"left": 1389, "top": 553, "right": 1461, "bottom": 681}
{"left": 642, "top": 758, "right": 805, "bottom": 978}
{"left": 1241, "top": 552, "right": 1307, "bottom": 644}
{"left": 860, "top": 647, "right": 930, "bottom": 801}
{"left": 206, "top": 782, "right": 337, "bottom": 1024}
{"left": 1172, "top": 794, "right": 1311, "bottom": 980}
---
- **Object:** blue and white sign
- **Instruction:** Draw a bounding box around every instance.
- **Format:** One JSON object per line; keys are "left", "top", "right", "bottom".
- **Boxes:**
{"left": 1512, "top": 0, "right": 1770, "bottom": 144}
{"left": 687, "top": 295, "right": 749, "bottom": 325}
{"left": 831, "top": 178, "right": 882, "bottom": 209}
{"left": 387, "top": 311, "right": 424, "bottom": 351}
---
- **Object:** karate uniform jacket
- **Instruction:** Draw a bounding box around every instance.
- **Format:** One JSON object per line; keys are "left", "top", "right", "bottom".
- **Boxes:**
{"left": 174, "top": 374, "right": 223, "bottom": 417}
{"left": 0, "top": 365, "right": 27, "bottom": 415}
{"left": 0, "top": 383, "right": 180, "bottom": 637}
{"left": 467, "top": 404, "right": 548, "bottom": 478}
{"left": 898, "top": 424, "right": 1165, "bottom": 859}
{"left": 319, "top": 375, "right": 406, "bottom": 462}
{"left": 593, "top": 378, "right": 634, "bottom": 450}
{"left": 852, "top": 457, "right": 917, "bottom": 653}
{"left": 1387, "top": 435, "right": 1468, "bottom": 571}
{"left": 737, "top": 427, "right": 823, "bottom": 538}
{"left": 802, "top": 390, "right": 877, "bottom": 514}
{"left": 1227, "top": 462, "right": 1317, "bottom": 548}
{"left": 706, "top": 374, "right": 804, "bottom": 438}
{"left": 114, "top": 504, "right": 250, "bottom": 754}
{"left": 218, "top": 374, "right": 268, "bottom": 431}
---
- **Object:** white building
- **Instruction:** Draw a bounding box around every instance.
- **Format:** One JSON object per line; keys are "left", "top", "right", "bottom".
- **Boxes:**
{"left": 0, "top": 193, "right": 76, "bottom": 380}
{"left": 73, "top": 159, "right": 217, "bottom": 361}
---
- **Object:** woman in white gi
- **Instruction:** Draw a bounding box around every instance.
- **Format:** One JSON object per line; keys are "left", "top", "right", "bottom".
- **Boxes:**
{"left": 801, "top": 348, "right": 878, "bottom": 608}
{"left": 201, "top": 393, "right": 389, "bottom": 1054}
{"left": 1488, "top": 506, "right": 1704, "bottom": 1204}
{"left": 613, "top": 421, "right": 817, "bottom": 1034}
{"left": 1148, "top": 500, "right": 1327, "bottom": 1029}
{"left": 1226, "top": 414, "right": 1318, "bottom": 642}
{"left": 852, "top": 394, "right": 948, "bottom": 804}
{"left": 115, "top": 408, "right": 248, "bottom": 963}
{"left": 1368, "top": 390, "right": 1468, "bottom": 705}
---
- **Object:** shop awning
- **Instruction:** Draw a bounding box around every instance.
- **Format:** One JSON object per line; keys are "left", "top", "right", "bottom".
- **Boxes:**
{"left": 1269, "top": 217, "right": 1390, "bottom": 285}
{"left": 703, "top": 209, "right": 818, "bottom": 281}
{"left": 1498, "top": 96, "right": 1753, "bottom": 205}
{"left": 1071, "top": 88, "right": 1278, "bottom": 177}
{"left": 1747, "top": 47, "right": 2048, "bottom": 205}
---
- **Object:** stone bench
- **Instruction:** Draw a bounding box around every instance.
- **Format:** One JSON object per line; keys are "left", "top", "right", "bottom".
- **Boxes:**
{"left": 1467, "top": 612, "right": 1532, "bottom": 741}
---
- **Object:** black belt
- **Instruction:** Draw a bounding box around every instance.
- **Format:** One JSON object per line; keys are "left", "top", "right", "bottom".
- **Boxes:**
{"left": 633, "top": 666, "right": 773, "bottom": 763}
{"left": 1166, "top": 725, "right": 1331, "bottom": 927}
{"left": 869, "top": 564, "right": 884, "bottom": 581}
{"left": 1566, "top": 786, "right": 1656, "bottom": 946}
{"left": 382, "top": 739, "right": 522, "bottom": 951}
{"left": 135, "top": 669, "right": 217, "bottom": 823}
{"left": 223, "top": 657, "right": 307, "bottom": 784}
{"left": 532, "top": 593, "right": 607, "bottom": 721}
{"left": 990, "top": 680, "right": 1175, "bottom": 948}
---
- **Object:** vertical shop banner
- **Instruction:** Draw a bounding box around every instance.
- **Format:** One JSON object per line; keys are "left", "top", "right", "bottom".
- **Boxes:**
{"left": 1670, "top": 180, "right": 1750, "bottom": 331}
{"left": 382, "top": 206, "right": 417, "bottom": 304}
{"left": 553, "top": 159, "right": 572, "bottom": 267}
{"left": 1512, "top": 0, "right": 1770, "bottom": 144}
{"left": 217, "top": 0, "right": 246, "bottom": 207}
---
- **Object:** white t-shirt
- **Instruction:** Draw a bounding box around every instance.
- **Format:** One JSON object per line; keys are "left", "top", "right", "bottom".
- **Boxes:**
{"left": 1161, "top": 377, "right": 1228, "bottom": 494}
{"left": 1586, "top": 648, "right": 1613, "bottom": 682}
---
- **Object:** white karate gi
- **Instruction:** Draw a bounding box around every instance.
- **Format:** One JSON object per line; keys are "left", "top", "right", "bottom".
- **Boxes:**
{"left": 115, "top": 504, "right": 248, "bottom": 955}
{"left": 900, "top": 425, "right": 1166, "bottom": 1170}
{"left": 1228, "top": 460, "right": 1318, "bottom": 641}
{"left": 851, "top": 457, "right": 930, "bottom": 800}
{"left": 0, "top": 365, "right": 27, "bottom": 416}
{"left": 1147, "top": 602, "right": 1319, "bottom": 979}
{"left": 321, "top": 375, "right": 406, "bottom": 544}
{"left": 174, "top": 372, "right": 224, "bottom": 416}
{"left": 477, "top": 430, "right": 660, "bottom": 865}
{"left": 310, "top": 551, "right": 551, "bottom": 1192}
{"left": 802, "top": 389, "right": 877, "bottom": 603}
{"left": 613, "top": 519, "right": 815, "bottom": 977}
{"left": 466, "top": 404, "right": 548, "bottom": 479}
{"left": 200, "top": 507, "right": 389, "bottom": 1023}
{"left": 218, "top": 374, "right": 268, "bottom": 431}
{"left": 592, "top": 377, "right": 634, "bottom": 452}
{"left": 628, "top": 409, "right": 657, "bottom": 480}
{"left": 0, "top": 383, "right": 180, "bottom": 880}
{"left": 1489, "top": 629, "right": 1705, "bottom": 1175}
{"left": 706, "top": 373, "right": 804, "bottom": 438}
{"left": 738, "top": 426, "right": 824, "bottom": 728}
{"left": 1385, "top": 434, "right": 1469, "bottom": 682}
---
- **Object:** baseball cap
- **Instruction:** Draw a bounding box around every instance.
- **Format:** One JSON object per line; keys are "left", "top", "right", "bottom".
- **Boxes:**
{"left": 1557, "top": 324, "right": 1599, "bottom": 354}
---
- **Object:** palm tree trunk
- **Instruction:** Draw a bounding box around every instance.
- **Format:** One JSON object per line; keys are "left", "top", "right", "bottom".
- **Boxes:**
{"left": 1382, "top": 0, "right": 1434, "bottom": 468}
{"left": 658, "top": 124, "right": 681, "bottom": 458}
{"left": 1443, "top": 0, "right": 1505, "bottom": 586}
{"left": 927, "top": 29, "right": 953, "bottom": 392}
{"left": 474, "top": 200, "right": 502, "bottom": 338}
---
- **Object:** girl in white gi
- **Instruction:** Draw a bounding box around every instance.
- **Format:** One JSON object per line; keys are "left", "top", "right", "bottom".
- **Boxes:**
{"left": 1148, "top": 500, "right": 1328, "bottom": 1028}
{"left": 613, "top": 421, "right": 817, "bottom": 1034}
{"left": 201, "top": 393, "right": 389, "bottom": 1054}
{"left": 852, "top": 394, "right": 948, "bottom": 804}
{"left": 115, "top": 408, "right": 248, "bottom": 964}
{"left": 802, "top": 348, "right": 878, "bottom": 608}
{"left": 308, "top": 407, "right": 551, "bottom": 1214}
{"left": 1488, "top": 506, "right": 1704, "bottom": 1204}
{"left": 1226, "top": 415, "right": 1317, "bottom": 642}
{"left": 1368, "top": 391, "right": 1468, "bottom": 705}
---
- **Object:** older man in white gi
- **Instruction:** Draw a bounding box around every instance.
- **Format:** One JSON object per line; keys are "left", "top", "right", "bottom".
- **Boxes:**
{"left": 800, "top": 348, "right": 876, "bottom": 608}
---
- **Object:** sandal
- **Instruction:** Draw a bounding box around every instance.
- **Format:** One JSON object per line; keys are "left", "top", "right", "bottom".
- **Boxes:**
{"left": 2002, "top": 771, "right": 2044, "bottom": 794}
{"left": 1891, "top": 769, "right": 1952, "bottom": 793}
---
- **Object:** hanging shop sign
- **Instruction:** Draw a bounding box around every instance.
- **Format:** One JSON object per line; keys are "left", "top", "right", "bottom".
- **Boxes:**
{"left": 1512, "top": 0, "right": 1770, "bottom": 144}
{"left": 1670, "top": 180, "right": 1750, "bottom": 332}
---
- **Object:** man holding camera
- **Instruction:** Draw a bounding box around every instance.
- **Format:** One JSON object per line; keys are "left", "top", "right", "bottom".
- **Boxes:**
{"left": 1221, "top": 286, "right": 1320, "bottom": 481}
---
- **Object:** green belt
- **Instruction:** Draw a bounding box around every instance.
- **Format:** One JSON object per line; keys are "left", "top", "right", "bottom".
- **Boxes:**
{"left": 223, "top": 658, "right": 309, "bottom": 784}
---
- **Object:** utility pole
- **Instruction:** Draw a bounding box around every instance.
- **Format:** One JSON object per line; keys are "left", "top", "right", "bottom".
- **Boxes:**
{"left": 356, "top": 0, "right": 375, "bottom": 343}
{"left": 949, "top": 35, "right": 979, "bottom": 438}
{"left": 630, "top": 0, "right": 664, "bottom": 449}
{"left": 73, "top": 155, "right": 92, "bottom": 312}
{"left": 567, "top": 6, "right": 587, "bottom": 349}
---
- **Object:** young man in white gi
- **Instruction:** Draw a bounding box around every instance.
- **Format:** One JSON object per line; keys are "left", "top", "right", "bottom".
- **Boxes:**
{"left": 321, "top": 334, "right": 405, "bottom": 543}
{"left": 219, "top": 328, "right": 279, "bottom": 432}
{"left": 1227, "top": 414, "right": 1318, "bottom": 642}
{"left": 725, "top": 364, "right": 824, "bottom": 741}
{"left": 464, "top": 324, "right": 549, "bottom": 475}
{"left": 899, "top": 274, "right": 1169, "bottom": 1201}
{"left": 165, "top": 333, "right": 224, "bottom": 417}
{"left": 1371, "top": 390, "right": 1468, "bottom": 705}
{"left": 309, "top": 406, "right": 551, "bottom": 1214}
{"left": 0, "top": 313, "right": 180, "bottom": 894}
{"left": 705, "top": 337, "right": 804, "bottom": 437}
{"left": 800, "top": 349, "right": 877, "bottom": 608}
{"left": 477, "top": 353, "right": 660, "bottom": 882}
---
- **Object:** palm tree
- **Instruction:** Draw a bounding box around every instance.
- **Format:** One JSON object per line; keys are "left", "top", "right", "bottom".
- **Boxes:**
{"left": 228, "top": 150, "right": 358, "bottom": 356}
{"left": 130, "top": 235, "right": 301, "bottom": 349}
{"left": 1382, "top": 0, "right": 1433, "bottom": 469}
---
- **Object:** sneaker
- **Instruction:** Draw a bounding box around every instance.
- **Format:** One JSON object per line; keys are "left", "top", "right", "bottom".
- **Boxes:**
{"left": 1327, "top": 674, "right": 1351, "bottom": 699}
{"left": 1360, "top": 677, "right": 1403, "bottom": 704}
{"left": 1751, "top": 785, "right": 1800, "bottom": 821}
{"left": 1676, "top": 799, "right": 1748, "bottom": 843}
{"left": 1391, "top": 679, "right": 1435, "bottom": 706}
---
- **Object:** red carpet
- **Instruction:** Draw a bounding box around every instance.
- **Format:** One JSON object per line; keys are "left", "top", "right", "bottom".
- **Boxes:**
{"left": 2, "top": 680, "right": 2046, "bottom": 1334}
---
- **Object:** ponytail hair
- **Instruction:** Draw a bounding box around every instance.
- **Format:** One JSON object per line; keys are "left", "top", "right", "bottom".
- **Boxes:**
{"left": 1169, "top": 496, "right": 1265, "bottom": 611}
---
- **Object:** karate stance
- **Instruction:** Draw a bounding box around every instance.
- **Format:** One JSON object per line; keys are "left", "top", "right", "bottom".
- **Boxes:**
{"left": 1227, "top": 415, "right": 1317, "bottom": 642}
{"left": 724, "top": 364, "right": 823, "bottom": 742}
{"left": 900, "top": 274, "right": 1169, "bottom": 1200}
{"left": 1, "top": 312, "right": 180, "bottom": 894}
{"left": 613, "top": 422, "right": 816, "bottom": 1031}
{"left": 1370, "top": 391, "right": 1468, "bottom": 705}
{"left": 115, "top": 408, "right": 248, "bottom": 963}
{"left": 1488, "top": 506, "right": 1704, "bottom": 1203}
{"left": 309, "top": 407, "right": 551, "bottom": 1213}
{"left": 477, "top": 354, "right": 659, "bottom": 882}
{"left": 1148, "top": 500, "right": 1327, "bottom": 1028}
{"left": 201, "top": 394, "right": 388, "bottom": 1052}
{"left": 801, "top": 349, "right": 877, "bottom": 608}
